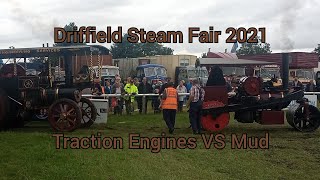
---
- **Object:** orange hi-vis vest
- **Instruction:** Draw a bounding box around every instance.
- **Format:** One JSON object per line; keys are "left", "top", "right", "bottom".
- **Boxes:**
{"left": 162, "top": 87, "right": 178, "bottom": 110}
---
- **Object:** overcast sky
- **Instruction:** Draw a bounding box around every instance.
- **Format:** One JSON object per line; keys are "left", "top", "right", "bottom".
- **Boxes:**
{"left": 0, "top": 0, "right": 319, "bottom": 57}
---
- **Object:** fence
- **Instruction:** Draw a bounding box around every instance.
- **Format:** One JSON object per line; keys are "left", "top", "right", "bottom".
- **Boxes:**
{"left": 82, "top": 92, "right": 320, "bottom": 113}
{"left": 82, "top": 93, "right": 191, "bottom": 113}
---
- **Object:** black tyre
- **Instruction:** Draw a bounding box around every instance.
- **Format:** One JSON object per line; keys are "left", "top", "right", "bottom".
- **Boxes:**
{"left": 48, "top": 98, "right": 82, "bottom": 132}
{"left": 78, "top": 98, "right": 97, "bottom": 128}
{"left": 287, "top": 104, "right": 320, "bottom": 132}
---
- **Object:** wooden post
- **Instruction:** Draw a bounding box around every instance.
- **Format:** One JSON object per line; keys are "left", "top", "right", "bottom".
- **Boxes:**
{"left": 142, "top": 95, "right": 146, "bottom": 114}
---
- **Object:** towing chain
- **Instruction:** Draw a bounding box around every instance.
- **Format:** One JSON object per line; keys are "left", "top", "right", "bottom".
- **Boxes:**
{"left": 90, "top": 51, "right": 94, "bottom": 81}
{"left": 98, "top": 52, "right": 101, "bottom": 79}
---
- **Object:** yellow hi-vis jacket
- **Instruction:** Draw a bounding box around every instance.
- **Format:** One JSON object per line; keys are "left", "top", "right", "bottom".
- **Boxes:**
{"left": 124, "top": 83, "right": 138, "bottom": 102}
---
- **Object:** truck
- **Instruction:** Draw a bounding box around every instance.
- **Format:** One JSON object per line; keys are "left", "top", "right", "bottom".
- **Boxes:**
{"left": 136, "top": 64, "right": 167, "bottom": 84}
{"left": 253, "top": 65, "right": 282, "bottom": 83}
{"left": 174, "top": 65, "right": 208, "bottom": 87}
{"left": 92, "top": 65, "right": 120, "bottom": 85}
{"left": 113, "top": 55, "right": 198, "bottom": 85}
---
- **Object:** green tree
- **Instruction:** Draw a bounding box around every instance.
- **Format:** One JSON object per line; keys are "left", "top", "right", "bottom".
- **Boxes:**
{"left": 111, "top": 34, "right": 174, "bottom": 59}
{"left": 54, "top": 22, "right": 86, "bottom": 47}
{"left": 236, "top": 37, "right": 272, "bottom": 56}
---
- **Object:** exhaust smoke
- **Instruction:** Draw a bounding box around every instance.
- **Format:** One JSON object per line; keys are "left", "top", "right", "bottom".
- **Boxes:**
{"left": 279, "top": 0, "right": 304, "bottom": 52}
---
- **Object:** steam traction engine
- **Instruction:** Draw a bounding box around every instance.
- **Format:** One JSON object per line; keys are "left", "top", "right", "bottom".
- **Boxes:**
{"left": 201, "top": 54, "right": 320, "bottom": 132}
{"left": 0, "top": 45, "right": 106, "bottom": 132}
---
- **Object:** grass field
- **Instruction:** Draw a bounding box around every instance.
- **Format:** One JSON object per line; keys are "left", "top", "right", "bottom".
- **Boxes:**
{"left": 1, "top": 108, "right": 320, "bottom": 180}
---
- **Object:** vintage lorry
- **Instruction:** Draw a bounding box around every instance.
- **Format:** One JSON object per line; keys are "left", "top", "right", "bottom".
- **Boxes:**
{"left": 92, "top": 65, "right": 120, "bottom": 86}
{"left": 174, "top": 65, "right": 208, "bottom": 86}
{"left": 253, "top": 65, "right": 282, "bottom": 83}
{"left": 113, "top": 55, "right": 197, "bottom": 85}
{"left": 136, "top": 64, "right": 167, "bottom": 84}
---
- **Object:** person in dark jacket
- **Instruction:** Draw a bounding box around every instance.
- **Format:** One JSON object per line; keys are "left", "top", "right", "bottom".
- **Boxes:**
{"left": 206, "top": 65, "right": 229, "bottom": 89}
{"left": 137, "top": 77, "right": 153, "bottom": 114}
{"left": 152, "top": 80, "right": 162, "bottom": 113}
{"left": 305, "top": 80, "right": 317, "bottom": 92}
{"left": 159, "top": 77, "right": 172, "bottom": 95}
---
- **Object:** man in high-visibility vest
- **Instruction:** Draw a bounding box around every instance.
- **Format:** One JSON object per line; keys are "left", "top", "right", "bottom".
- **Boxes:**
{"left": 160, "top": 82, "right": 178, "bottom": 134}
{"left": 124, "top": 79, "right": 138, "bottom": 115}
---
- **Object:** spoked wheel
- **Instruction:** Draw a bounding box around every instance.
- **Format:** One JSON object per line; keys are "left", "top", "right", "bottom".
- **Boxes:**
{"left": 78, "top": 98, "right": 97, "bottom": 128}
{"left": 287, "top": 104, "right": 320, "bottom": 132}
{"left": 48, "top": 98, "right": 82, "bottom": 132}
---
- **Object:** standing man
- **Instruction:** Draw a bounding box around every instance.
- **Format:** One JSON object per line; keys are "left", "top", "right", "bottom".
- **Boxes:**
{"left": 160, "top": 82, "right": 178, "bottom": 134}
{"left": 306, "top": 79, "right": 317, "bottom": 92}
{"left": 115, "top": 75, "right": 123, "bottom": 88}
{"left": 187, "top": 79, "right": 205, "bottom": 134}
{"left": 176, "top": 80, "right": 187, "bottom": 112}
{"left": 159, "top": 77, "right": 172, "bottom": 95}
{"left": 137, "top": 77, "right": 152, "bottom": 114}
{"left": 291, "top": 77, "right": 303, "bottom": 90}
{"left": 124, "top": 79, "right": 138, "bottom": 115}
{"left": 186, "top": 79, "right": 193, "bottom": 93}
{"left": 152, "top": 80, "right": 162, "bottom": 113}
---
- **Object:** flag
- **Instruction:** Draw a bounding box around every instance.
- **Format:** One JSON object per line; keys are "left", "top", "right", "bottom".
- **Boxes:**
{"left": 231, "top": 41, "right": 238, "bottom": 53}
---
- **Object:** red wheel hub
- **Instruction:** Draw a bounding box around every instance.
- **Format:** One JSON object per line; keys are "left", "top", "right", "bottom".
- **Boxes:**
{"left": 242, "top": 77, "right": 262, "bottom": 96}
{"left": 201, "top": 101, "right": 230, "bottom": 131}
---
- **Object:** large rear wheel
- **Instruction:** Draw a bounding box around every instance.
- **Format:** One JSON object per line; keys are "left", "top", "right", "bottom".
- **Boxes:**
{"left": 48, "top": 98, "right": 82, "bottom": 132}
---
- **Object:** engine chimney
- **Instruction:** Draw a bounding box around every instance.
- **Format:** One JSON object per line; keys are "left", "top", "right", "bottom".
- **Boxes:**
{"left": 282, "top": 53, "right": 289, "bottom": 90}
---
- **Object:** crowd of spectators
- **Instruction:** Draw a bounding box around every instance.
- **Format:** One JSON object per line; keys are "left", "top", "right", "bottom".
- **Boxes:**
{"left": 93, "top": 75, "right": 195, "bottom": 115}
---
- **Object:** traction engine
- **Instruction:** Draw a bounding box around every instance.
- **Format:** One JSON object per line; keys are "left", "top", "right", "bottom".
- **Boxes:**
{"left": 201, "top": 54, "right": 320, "bottom": 132}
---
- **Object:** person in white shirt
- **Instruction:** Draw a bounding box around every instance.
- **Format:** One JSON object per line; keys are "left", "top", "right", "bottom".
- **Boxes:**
{"left": 176, "top": 80, "right": 187, "bottom": 112}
